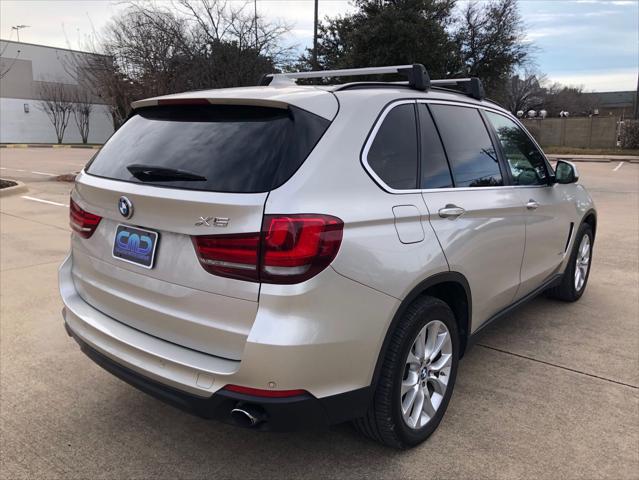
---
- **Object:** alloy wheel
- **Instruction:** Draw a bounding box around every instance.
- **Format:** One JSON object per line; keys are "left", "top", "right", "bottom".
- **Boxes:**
{"left": 400, "top": 320, "right": 452, "bottom": 430}
{"left": 574, "top": 234, "right": 591, "bottom": 292}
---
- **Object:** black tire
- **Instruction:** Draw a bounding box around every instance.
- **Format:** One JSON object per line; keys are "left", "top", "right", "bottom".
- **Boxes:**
{"left": 354, "top": 296, "right": 459, "bottom": 448}
{"left": 546, "top": 223, "right": 593, "bottom": 302}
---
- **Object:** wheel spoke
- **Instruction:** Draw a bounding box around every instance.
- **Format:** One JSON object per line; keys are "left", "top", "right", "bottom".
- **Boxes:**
{"left": 401, "top": 370, "right": 419, "bottom": 395}
{"left": 413, "top": 327, "right": 427, "bottom": 359}
{"left": 429, "top": 374, "right": 448, "bottom": 395}
{"left": 406, "top": 350, "right": 421, "bottom": 367}
{"left": 421, "top": 388, "right": 436, "bottom": 418}
{"left": 429, "top": 353, "right": 452, "bottom": 372}
{"left": 424, "top": 323, "right": 439, "bottom": 357}
{"left": 410, "top": 388, "right": 425, "bottom": 427}
{"left": 426, "top": 324, "right": 447, "bottom": 360}
{"left": 401, "top": 385, "right": 419, "bottom": 420}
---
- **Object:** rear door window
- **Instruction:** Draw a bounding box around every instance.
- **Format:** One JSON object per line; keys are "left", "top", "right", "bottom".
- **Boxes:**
{"left": 417, "top": 104, "right": 453, "bottom": 189}
{"left": 429, "top": 105, "right": 503, "bottom": 188}
{"left": 85, "top": 105, "right": 330, "bottom": 193}
{"left": 366, "top": 103, "right": 419, "bottom": 190}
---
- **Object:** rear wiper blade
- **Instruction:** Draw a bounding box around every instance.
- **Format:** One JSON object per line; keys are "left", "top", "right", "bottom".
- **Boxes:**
{"left": 126, "top": 164, "right": 207, "bottom": 182}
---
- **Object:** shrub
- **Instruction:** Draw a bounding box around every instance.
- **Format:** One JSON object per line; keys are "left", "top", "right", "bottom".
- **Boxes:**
{"left": 619, "top": 120, "right": 639, "bottom": 149}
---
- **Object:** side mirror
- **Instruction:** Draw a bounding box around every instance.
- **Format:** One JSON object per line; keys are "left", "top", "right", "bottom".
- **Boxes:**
{"left": 554, "top": 160, "right": 579, "bottom": 184}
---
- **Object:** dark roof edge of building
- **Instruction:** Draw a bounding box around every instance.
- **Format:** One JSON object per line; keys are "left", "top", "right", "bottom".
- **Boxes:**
{"left": 0, "top": 38, "right": 109, "bottom": 58}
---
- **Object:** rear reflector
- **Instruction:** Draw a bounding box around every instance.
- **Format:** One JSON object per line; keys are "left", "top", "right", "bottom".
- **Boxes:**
{"left": 192, "top": 214, "right": 343, "bottom": 284}
{"left": 223, "top": 385, "right": 307, "bottom": 398}
{"left": 69, "top": 198, "right": 102, "bottom": 238}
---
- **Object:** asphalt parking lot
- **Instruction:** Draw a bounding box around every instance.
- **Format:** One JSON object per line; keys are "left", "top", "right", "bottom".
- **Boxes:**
{"left": 1, "top": 149, "right": 637, "bottom": 479}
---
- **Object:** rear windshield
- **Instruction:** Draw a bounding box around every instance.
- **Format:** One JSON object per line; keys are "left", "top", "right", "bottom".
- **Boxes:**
{"left": 85, "top": 104, "right": 330, "bottom": 193}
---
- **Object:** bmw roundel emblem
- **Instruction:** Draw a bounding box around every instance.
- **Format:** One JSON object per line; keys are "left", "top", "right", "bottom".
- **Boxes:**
{"left": 118, "top": 196, "right": 134, "bottom": 219}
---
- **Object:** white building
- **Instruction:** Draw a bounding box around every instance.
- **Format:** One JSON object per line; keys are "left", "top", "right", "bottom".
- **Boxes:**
{"left": 0, "top": 40, "right": 114, "bottom": 144}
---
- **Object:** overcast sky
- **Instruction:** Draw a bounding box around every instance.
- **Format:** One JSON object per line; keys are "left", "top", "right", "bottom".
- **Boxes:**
{"left": 1, "top": 0, "right": 637, "bottom": 92}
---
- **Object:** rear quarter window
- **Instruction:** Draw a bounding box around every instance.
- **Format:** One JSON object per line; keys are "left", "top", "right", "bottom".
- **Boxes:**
{"left": 86, "top": 105, "right": 330, "bottom": 193}
{"left": 366, "top": 103, "right": 419, "bottom": 190}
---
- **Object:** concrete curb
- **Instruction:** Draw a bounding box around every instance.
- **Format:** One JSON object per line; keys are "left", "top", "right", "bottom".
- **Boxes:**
{"left": 0, "top": 179, "right": 28, "bottom": 197}
{"left": 0, "top": 144, "right": 101, "bottom": 149}
{"left": 547, "top": 155, "right": 639, "bottom": 163}
{"left": 548, "top": 156, "right": 611, "bottom": 163}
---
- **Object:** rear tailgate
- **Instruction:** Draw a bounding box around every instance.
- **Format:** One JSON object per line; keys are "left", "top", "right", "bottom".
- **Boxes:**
{"left": 70, "top": 101, "right": 332, "bottom": 360}
{"left": 71, "top": 175, "right": 265, "bottom": 360}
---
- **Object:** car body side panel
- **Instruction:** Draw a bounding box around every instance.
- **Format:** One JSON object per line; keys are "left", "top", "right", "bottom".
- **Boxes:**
{"left": 422, "top": 188, "right": 527, "bottom": 332}
{"left": 514, "top": 183, "right": 578, "bottom": 299}
{"left": 265, "top": 90, "right": 450, "bottom": 301}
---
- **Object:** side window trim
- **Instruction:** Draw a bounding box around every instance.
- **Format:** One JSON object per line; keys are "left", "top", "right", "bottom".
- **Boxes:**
{"left": 362, "top": 98, "right": 552, "bottom": 194}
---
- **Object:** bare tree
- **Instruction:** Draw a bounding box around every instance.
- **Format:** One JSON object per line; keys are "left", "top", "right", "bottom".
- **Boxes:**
{"left": 505, "top": 72, "right": 546, "bottom": 114}
{"left": 72, "top": 88, "right": 93, "bottom": 144}
{"left": 37, "top": 82, "right": 74, "bottom": 144}
{"left": 1, "top": 36, "right": 22, "bottom": 79}
{"left": 59, "top": 1, "right": 293, "bottom": 130}
{"left": 541, "top": 83, "right": 593, "bottom": 117}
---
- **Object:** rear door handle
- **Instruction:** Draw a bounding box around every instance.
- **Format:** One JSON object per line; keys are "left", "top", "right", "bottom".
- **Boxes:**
{"left": 526, "top": 199, "right": 540, "bottom": 210}
{"left": 438, "top": 205, "right": 465, "bottom": 219}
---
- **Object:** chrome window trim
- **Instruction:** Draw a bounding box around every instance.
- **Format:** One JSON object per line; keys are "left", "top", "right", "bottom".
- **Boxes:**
{"left": 361, "top": 98, "right": 554, "bottom": 195}
{"left": 360, "top": 100, "right": 419, "bottom": 194}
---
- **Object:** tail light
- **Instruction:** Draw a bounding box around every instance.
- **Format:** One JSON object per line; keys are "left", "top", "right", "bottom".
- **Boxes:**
{"left": 69, "top": 198, "right": 102, "bottom": 238}
{"left": 192, "top": 233, "right": 261, "bottom": 282}
{"left": 192, "top": 214, "right": 343, "bottom": 284}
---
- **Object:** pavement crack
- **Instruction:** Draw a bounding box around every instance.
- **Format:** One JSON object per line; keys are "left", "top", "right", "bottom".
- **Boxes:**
{"left": 476, "top": 343, "right": 638, "bottom": 390}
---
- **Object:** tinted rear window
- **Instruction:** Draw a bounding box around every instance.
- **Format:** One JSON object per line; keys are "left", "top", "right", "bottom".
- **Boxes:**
{"left": 86, "top": 105, "right": 330, "bottom": 193}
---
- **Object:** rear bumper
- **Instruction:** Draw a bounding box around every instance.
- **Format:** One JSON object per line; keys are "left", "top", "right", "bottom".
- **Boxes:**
{"left": 65, "top": 322, "right": 370, "bottom": 431}
{"left": 59, "top": 253, "right": 395, "bottom": 428}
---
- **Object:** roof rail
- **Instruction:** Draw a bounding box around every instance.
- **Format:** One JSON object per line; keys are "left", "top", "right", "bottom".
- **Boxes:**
{"left": 430, "top": 78, "right": 485, "bottom": 100}
{"left": 259, "top": 64, "right": 431, "bottom": 91}
{"left": 258, "top": 65, "right": 486, "bottom": 101}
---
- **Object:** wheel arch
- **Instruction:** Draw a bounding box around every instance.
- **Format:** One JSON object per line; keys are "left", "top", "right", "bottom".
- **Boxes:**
{"left": 370, "top": 272, "right": 472, "bottom": 390}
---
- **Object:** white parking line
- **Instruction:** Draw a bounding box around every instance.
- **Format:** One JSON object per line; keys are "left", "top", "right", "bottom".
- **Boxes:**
{"left": 21, "top": 196, "right": 67, "bottom": 207}
{"left": 31, "top": 171, "right": 57, "bottom": 176}
{"left": 613, "top": 162, "right": 624, "bottom": 172}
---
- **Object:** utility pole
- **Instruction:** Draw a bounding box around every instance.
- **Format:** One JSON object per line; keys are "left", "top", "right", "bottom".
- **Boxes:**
{"left": 11, "top": 25, "right": 30, "bottom": 42}
{"left": 634, "top": 70, "right": 639, "bottom": 119}
{"left": 254, "top": 0, "right": 259, "bottom": 51}
{"left": 313, "top": 0, "right": 319, "bottom": 69}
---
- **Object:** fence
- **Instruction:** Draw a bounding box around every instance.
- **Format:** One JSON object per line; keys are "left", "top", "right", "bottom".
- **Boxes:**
{"left": 522, "top": 117, "right": 618, "bottom": 149}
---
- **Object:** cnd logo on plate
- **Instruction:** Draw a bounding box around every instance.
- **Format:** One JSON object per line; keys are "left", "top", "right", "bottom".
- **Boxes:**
{"left": 115, "top": 231, "right": 153, "bottom": 258}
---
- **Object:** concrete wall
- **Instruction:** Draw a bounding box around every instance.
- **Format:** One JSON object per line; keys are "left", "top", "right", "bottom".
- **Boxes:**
{"left": 0, "top": 40, "right": 114, "bottom": 143}
{"left": 522, "top": 117, "right": 618, "bottom": 149}
{"left": 0, "top": 97, "right": 113, "bottom": 144}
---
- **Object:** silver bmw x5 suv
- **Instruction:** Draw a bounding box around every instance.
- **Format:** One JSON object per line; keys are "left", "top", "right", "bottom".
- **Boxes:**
{"left": 60, "top": 65, "right": 596, "bottom": 448}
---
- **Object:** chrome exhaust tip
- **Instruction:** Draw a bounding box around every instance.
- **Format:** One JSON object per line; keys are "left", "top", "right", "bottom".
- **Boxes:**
{"left": 231, "top": 405, "right": 265, "bottom": 428}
